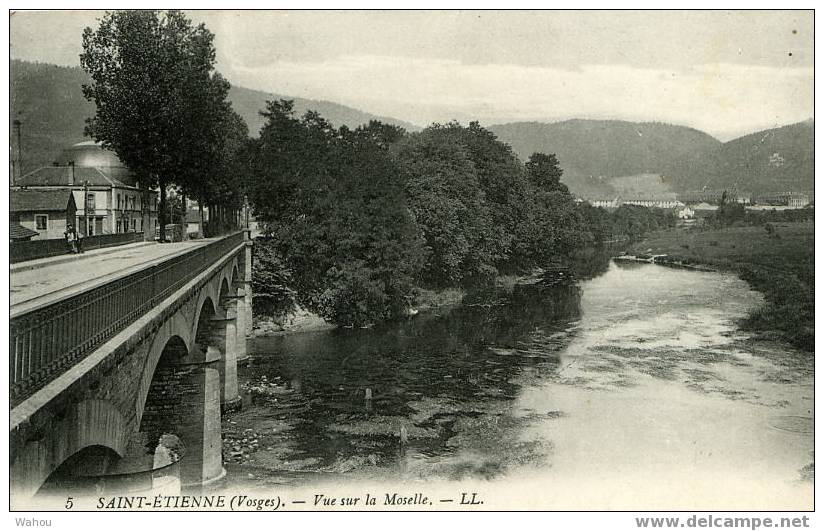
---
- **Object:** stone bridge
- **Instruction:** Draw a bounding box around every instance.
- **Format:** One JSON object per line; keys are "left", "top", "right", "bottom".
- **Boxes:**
{"left": 10, "top": 231, "right": 253, "bottom": 507}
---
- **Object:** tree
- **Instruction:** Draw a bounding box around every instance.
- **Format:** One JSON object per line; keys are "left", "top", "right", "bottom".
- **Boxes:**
{"left": 251, "top": 239, "right": 295, "bottom": 317}
{"left": 422, "top": 121, "right": 529, "bottom": 267}
{"left": 81, "top": 10, "right": 235, "bottom": 241}
{"left": 393, "top": 128, "right": 498, "bottom": 287}
{"left": 525, "top": 152, "right": 568, "bottom": 193}
{"left": 199, "top": 109, "right": 249, "bottom": 235}
{"left": 715, "top": 190, "right": 746, "bottom": 227}
{"left": 247, "top": 104, "right": 424, "bottom": 326}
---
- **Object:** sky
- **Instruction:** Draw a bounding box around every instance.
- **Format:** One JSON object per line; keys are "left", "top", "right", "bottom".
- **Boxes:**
{"left": 10, "top": 10, "right": 814, "bottom": 140}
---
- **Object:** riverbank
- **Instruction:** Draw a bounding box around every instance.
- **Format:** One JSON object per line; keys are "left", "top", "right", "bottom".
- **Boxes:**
{"left": 628, "top": 221, "right": 814, "bottom": 351}
{"left": 252, "top": 286, "right": 468, "bottom": 337}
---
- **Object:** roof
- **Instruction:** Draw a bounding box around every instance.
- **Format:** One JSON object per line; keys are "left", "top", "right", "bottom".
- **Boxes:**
{"left": 16, "top": 165, "right": 133, "bottom": 188}
{"left": 11, "top": 189, "right": 76, "bottom": 213}
{"left": 9, "top": 223, "right": 39, "bottom": 241}
{"left": 621, "top": 193, "right": 679, "bottom": 202}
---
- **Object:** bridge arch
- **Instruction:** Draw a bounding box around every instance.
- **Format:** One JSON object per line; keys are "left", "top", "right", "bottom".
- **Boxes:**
{"left": 135, "top": 316, "right": 193, "bottom": 424}
{"left": 10, "top": 399, "right": 128, "bottom": 502}
{"left": 191, "top": 285, "right": 219, "bottom": 344}
{"left": 219, "top": 277, "right": 231, "bottom": 316}
{"left": 231, "top": 263, "right": 239, "bottom": 290}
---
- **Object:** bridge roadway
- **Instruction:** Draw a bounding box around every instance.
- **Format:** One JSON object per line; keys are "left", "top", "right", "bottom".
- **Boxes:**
{"left": 11, "top": 239, "right": 216, "bottom": 311}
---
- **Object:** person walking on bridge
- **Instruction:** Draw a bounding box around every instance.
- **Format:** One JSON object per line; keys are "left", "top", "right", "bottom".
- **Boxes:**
{"left": 64, "top": 224, "right": 78, "bottom": 254}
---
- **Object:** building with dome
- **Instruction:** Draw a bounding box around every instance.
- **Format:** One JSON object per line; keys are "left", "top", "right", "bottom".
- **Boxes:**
{"left": 11, "top": 141, "right": 158, "bottom": 239}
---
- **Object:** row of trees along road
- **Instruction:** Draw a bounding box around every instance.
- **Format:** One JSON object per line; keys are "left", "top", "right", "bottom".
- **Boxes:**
{"left": 80, "top": 10, "right": 247, "bottom": 241}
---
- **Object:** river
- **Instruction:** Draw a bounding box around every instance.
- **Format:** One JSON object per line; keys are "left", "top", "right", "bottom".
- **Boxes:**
{"left": 223, "top": 259, "right": 813, "bottom": 510}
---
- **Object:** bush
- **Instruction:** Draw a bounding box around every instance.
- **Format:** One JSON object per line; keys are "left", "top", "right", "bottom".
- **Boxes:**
{"left": 251, "top": 238, "right": 295, "bottom": 318}
{"left": 313, "top": 261, "right": 413, "bottom": 327}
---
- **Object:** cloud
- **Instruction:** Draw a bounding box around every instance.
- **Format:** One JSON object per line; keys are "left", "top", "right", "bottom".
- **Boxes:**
{"left": 226, "top": 55, "right": 813, "bottom": 140}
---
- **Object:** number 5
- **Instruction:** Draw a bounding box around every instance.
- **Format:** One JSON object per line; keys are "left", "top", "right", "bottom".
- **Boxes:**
{"left": 65, "top": 496, "right": 74, "bottom": 510}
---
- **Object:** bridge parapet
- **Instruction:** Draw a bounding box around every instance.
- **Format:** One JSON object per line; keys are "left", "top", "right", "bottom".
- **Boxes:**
{"left": 10, "top": 231, "right": 246, "bottom": 407}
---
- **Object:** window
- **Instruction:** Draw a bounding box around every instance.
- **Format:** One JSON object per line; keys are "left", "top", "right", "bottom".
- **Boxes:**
{"left": 86, "top": 192, "right": 96, "bottom": 211}
{"left": 35, "top": 214, "right": 48, "bottom": 230}
{"left": 132, "top": 219, "right": 137, "bottom": 231}
{"left": 117, "top": 194, "right": 121, "bottom": 210}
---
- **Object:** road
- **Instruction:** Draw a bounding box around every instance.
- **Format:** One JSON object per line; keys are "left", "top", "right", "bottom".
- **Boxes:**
{"left": 10, "top": 239, "right": 215, "bottom": 311}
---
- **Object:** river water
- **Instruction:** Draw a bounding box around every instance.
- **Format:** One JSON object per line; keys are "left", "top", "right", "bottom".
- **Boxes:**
{"left": 224, "top": 259, "right": 813, "bottom": 509}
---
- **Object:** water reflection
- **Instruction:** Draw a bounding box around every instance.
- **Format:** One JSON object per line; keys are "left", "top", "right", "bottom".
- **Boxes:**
{"left": 228, "top": 283, "right": 582, "bottom": 484}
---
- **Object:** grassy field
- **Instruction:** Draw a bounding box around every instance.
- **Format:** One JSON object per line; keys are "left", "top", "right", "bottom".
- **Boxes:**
{"left": 630, "top": 221, "right": 814, "bottom": 352}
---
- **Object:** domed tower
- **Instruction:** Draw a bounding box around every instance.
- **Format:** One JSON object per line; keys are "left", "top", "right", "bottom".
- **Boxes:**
{"left": 54, "top": 141, "right": 135, "bottom": 186}
{"left": 15, "top": 140, "right": 157, "bottom": 239}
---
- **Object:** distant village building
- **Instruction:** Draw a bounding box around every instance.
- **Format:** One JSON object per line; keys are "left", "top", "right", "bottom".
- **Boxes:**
{"left": 752, "top": 191, "right": 812, "bottom": 208}
{"left": 786, "top": 195, "right": 810, "bottom": 208}
{"left": 677, "top": 205, "right": 695, "bottom": 219}
{"left": 12, "top": 141, "right": 159, "bottom": 238}
{"left": 677, "top": 190, "right": 751, "bottom": 205}
{"left": 621, "top": 197, "right": 682, "bottom": 209}
{"left": 10, "top": 189, "right": 77, "bottom": 240}
{"left": 588, "top": 197, "right": 620, "bottom": 208}
{"left": 585, "top": 194, "right": 682, "bottom": 210}
{"left": 690, "top": 202, "right": 719, "bottom": 212}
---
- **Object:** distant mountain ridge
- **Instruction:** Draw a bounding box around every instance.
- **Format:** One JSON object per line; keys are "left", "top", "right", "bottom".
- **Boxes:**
{"left": 10, "top": 59, "right": 418, "bottom": 173}
{"left": 490, "top": 119, "right": 813, "bottom": 195}
{"left": 11, "top": 60, "right": 813, "bottom": 195}
{"left": 662, "top": 120, "right": 814, "bottom": 194}
{"left": 489, "top": 120, "right": 722, "bottom": 196}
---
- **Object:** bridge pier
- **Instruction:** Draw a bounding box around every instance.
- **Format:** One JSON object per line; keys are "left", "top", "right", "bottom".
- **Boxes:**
{"left": 233, "top": 288, "right": 249, "bottom": 365}
{"left": 211, "top": 308, "right": 241, "bottom": 413}
{"left": 243, "top": 234, "right": 254, "bottom": 337}
{"left": 140, "top": 347, "right": 225, "bottom": 490}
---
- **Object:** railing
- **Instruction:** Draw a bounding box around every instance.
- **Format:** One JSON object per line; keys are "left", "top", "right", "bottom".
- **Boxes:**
{"left": 10, "top": 232, "right": 146, "bottom": 264}
{"left": 10, "top": 231, "right": 245, "bottom": 406}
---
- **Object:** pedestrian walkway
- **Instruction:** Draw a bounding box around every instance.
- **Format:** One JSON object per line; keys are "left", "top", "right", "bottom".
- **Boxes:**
{"left": 11, "top": 238, "right": 216, "bottom": 312}
{"left": 10, "top": 240, "right": 155, "bottom": 273}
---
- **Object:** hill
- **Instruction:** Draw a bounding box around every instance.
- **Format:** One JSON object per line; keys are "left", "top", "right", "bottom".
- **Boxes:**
{"left": 10, "top": 59, "right": 419, "bottom": 173}
{"left": 228, "top": 85, "right": 419, "bottom": 137}
{"left": 662, "top": 120, "right": 814, "bottom": 194}
{"left": 490, "top": 119, "right": 814, "bottom": 196}
{"left": 488, "top": 119, "right": 722, "bottom": 197}
{"left": 10, "top": 61, "right": 97, "bottom": 175}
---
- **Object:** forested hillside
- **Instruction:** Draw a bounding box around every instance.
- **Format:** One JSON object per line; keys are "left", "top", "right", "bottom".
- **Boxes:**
{"left": 10, "top": 59, "right": 418, "bottom": 172}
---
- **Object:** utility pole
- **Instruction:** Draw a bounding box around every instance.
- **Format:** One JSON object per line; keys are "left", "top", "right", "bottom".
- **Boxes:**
{"left": 12, "top": 119, "right": 22, "bottom": 185}
{"left": 83, "top": 178, "right": 90, "bottom": 237}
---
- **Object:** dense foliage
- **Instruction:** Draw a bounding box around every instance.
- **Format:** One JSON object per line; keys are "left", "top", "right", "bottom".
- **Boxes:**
{"left": 247, "top": 102, "right": 424, "bottom": 327}
{"left": 251, "top": 240, "right": 295, "bottom": 317}
{"left": 248, "top": 110, "right": 675, "bottom": 326}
